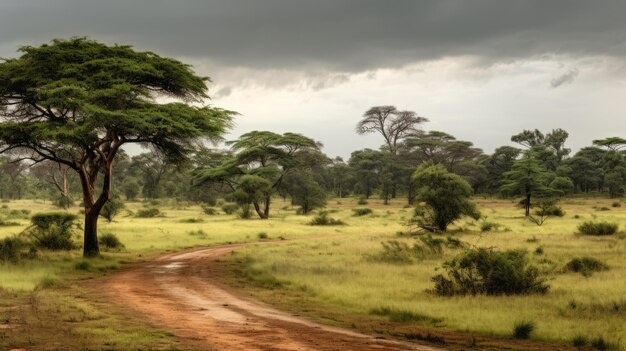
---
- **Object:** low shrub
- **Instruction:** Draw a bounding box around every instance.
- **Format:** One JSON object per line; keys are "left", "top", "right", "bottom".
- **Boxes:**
{"left": 578, "top": 221, "right": 618, "bottom": 236}
{"left": 54, "top": 195, "right": 74, "bottom": 209}
{"left": 98, "top": 233, "right": 124, "bottom": 250}
{"left": 0, "top": 236, "right": 36, "bottom": 263}
{"left": 74, "top": 260, "right": 92, "bottom": 271}
{"left": 239, "top": 204, "right": 253, "bottom": 219}
{"left": 564, "top": 257, "right": 608, "bottom": 277}
{"left": 572, "top": 335, "right": 588, "bottom": 347}
{"left": 257, "top": 232, "right": 268, "bottom": 239}
{"left": 375, "top": 240, "right": 415, "bottom": 264}
{"left": 188, "top": 229, "right": 208, "bottom": 238}
{"left": 352, "top": 208, "right": 373, "bottom": 217}
{"left": 308, "top": 211, "right": 345, "bottom": 226}
{"left": 591, "top": 337, "right": 611, "bottom": 351}
{"left": 512, "top": 320, "right": 535, "bottom": 339}
{"left": 202, "top": 206, "right": 218, "bottom": 215}
{"left": 180, "top": 218, "right": 204, "bottom": 223}
{"left": 221, "top": 203, "right": 239, "bottom": 215}
{"left": 27, "top": 212, "right": 78, "bottom": 250}
{"left": 431, "top": 248, "right": 549, "bottom": 296}
{"left": 611, "top": 201, "right": 621, "bottom": 208}
{"left": 480, "top": 221, "right": 500, "bottom": 232}
{"left": 357, "top": 197, "right": 368, "bottom": 205}
{"left": 135, "top": 208, "right": 161, "bottom": 218}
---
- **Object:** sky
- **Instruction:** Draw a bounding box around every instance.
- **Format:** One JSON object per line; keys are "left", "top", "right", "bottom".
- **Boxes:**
{"left": 1, "top": 0, "right": 625, "bottom": 159}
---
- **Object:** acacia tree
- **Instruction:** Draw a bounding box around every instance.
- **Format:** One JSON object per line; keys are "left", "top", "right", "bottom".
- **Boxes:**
{"left": 500, "top": 152, "right": 555, "bottom": 217}
{"left": 0, "top": 38, "right": 235, "bottom": 256}
{"left": 356, "top": 106, "right": 427, "bottom": 155}
{"left": 196, "top": 131, "right": 321, "bottom": 219}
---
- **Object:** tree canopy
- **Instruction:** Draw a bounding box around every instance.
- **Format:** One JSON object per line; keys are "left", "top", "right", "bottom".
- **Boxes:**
{"left": 0, "top": 37, "right": 236, "bottom": 256}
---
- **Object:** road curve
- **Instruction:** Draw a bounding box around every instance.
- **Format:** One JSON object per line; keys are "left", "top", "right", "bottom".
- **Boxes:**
{"left": 103, "top": 243, "right": 444, "bottom": 351}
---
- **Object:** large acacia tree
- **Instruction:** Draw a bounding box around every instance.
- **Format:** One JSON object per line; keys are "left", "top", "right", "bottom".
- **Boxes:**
{"left": 0, "top": 38, "right": 235, "bottom": 256}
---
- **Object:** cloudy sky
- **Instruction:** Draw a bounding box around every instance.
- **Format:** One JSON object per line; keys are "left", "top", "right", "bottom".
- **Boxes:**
{"left": 1, "top": 1, "right": 625, "bottom": 158}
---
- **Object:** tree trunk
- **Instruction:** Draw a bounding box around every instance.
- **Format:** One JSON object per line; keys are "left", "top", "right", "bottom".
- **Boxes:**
{"left": 525, "top": 193, "right": 531, "bottom": 217}
{"left": 83, "top": 210, "right": 100, "bottom": 256}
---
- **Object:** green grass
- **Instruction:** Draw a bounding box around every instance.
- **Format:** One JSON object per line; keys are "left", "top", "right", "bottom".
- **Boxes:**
{"left": 1, "top": 196, "right": 625, "bottom": 349}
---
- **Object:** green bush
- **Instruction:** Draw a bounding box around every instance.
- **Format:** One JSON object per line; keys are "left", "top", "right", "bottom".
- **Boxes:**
{"left": 135, "top": 208, "right": 161, "bottom": 218}
{"left": 611, "top": 201, "right": 621, "bottom": 208}
{"left": 239, "top": 204, "right": 253, "bottom": 219}
{"left": 578, "top": 221, "right": 618, "bottom": 236}
{"left": 54, "top": 195, "right": 74, "bottom": 209}
{"left": 375, "top": 240, "right": 415, "bottom": 264}
{"left": 31, "top": 212, "right": 77, "bottom": 230}
{"left": 352, "top": 208, "right": 373, "bottom": 216}
{"left": 202, "top": 206, "right": 218, "bottom": 215}
{"left": 564, "top": 257, "right": 608, "bottom": 277}
{"left": 357, "top": 197, "right": 368, "bottom": 205}
{"left": 308, "top": 211, "right": 345, "bottom": 226}
{"left": 100, "top": 197, "right": 125, "bottom": 222}
{"left": 221, "top": 203, "right": 238, "bottom": 215}
{"left": 98, "top": 233, "right": 124, "bottom": 250}
{"left": 27, "top": 212, "right": 78, "bottom": 250}
{"left": 0, "top": 236, "right": 36, "bottom": 263}
{"left": 432, "top": 248, "right": 549, "bottom": 296}
{"left": 257, "top": 232, "right": 268, "bottom": 239}
{"left": 512, "top": 320, "right": 535, "bottom": 339}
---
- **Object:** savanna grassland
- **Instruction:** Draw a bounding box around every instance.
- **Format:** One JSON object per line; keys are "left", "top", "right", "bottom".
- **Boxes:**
{"left": 1, "top": 196, "right": 625, "bottom": 350}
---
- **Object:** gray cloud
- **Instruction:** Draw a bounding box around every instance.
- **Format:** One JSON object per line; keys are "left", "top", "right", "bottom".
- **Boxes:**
{"left": 1, "top": 0, "right": 626, "bottom": 74}
{"left": 550, "top": 68, "right": 579, "bottom": 88}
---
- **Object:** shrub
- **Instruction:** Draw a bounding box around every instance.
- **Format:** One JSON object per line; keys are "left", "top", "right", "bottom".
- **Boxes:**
{"left": 257, "top": 232, "right": 268, "bottom": 239}
{"left": 352, "top": 208, "right": 373, "bottom": 216}
{"left": 188, "top": 229, "right": 208, "bottom": 238}
{"left": 0, "top": 236, "right": 36, "bottom": 263}
{"left": 480, "top": 221, "right": 500, "bottom": 232}
{"left": 135, "top": 208, "right": 161, "bottom": 218}
{"left": 512, "top": 320, "right": 535, "bottom": 339}
{"left": 54, "top": 195, "right": 74, "bottom": 209}
{"left": 308, "top": 211, "right": 345, "bottom": 226}
{"left": 74, "top": 260, "right": 92, "bottom": 271}
{"left": 357, "top": 197, "right": 368, "bottom": 205}
{"left": 611, "top": 201, "right": 621, "bottom": 208}
{"left": 27, "top": 212, "right": 78, "bottom": 250}
{"left": 239, "top": 204, "right": 253, "bottom": 219}
{"left": 179, "top": 218, "right": 204, "bottom": 223}
{"left": 98, "top": 233, "right": 124, "bottom": 250}
{"left": 591, "top": 337, "right": 611, "bottom": 351}
{"left": 578, "top": 221, "right": 618, "bottom": 236}
{"left": 375, "top": 240, "right": 415, "bottom": 264}
{"left": 564, "top": 257, "right": 608, "bottom": 277}
{"left": 411, "top": 164, "right": 480, "bottom": 232}
{"left": 31, "top": 212, "right": 77, "bottom": 230}
{"left": 202, "top": 206, "right": 218, "bottom": 215}
{"left": 431, "top": 248, "right": 549, "bottom": 296}
{"left": 100, "top": 197, "right": 125, "bottom": 222}
{"left": 221, "top": 203, "right": 238, "bottom": 215}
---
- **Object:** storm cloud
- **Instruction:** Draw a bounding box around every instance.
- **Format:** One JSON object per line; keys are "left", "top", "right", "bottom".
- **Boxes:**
{"left": 1, "top": 1, "right": 626, "bottom": 72}
{"left": 1, "top": 1, "right": 625, "bottom": 158}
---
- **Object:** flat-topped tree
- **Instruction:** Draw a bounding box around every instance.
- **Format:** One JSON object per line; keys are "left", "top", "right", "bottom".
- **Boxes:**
{"left": 0, "top": 38, "right": 235, "bottom": 256}
{"left": 195, "top": 131, "right": 321, "bottom": 219}
{"left": 593, "top": 137, "right": 626, "bottom": 151}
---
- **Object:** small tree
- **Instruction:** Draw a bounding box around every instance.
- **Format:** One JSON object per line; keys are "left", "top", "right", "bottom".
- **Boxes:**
{"left": 0, "top": 38, "right": 235, "bottom": 256}
{"left": 286, "top": 171, "right": 327, "bottom": 214}
{"left": 411, "top": 164, "right": 480, "bottom": 232}
{"left": 100, "top": 197, "right": 125, "bottom": 223}
{"left": 500, "top": 152, "right": 555, "bottom": 217}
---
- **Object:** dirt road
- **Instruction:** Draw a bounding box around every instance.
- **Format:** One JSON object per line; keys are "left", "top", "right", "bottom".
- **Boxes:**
{"left": 104, "top": 244, "right": 443, "bottom": 351}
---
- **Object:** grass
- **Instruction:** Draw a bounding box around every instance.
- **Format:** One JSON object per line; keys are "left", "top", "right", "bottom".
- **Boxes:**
{"left": 0, "top": 196, "right": 625, "bottom": 349}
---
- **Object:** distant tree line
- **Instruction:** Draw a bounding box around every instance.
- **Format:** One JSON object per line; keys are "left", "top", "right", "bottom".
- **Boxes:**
{"left": 3, "top": 107, "right": 625, "bottom": 216}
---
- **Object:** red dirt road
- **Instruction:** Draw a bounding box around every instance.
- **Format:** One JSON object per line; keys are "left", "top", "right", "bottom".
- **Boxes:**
{"left": 104, "top": 244, "right": 444, "bottom": 351}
